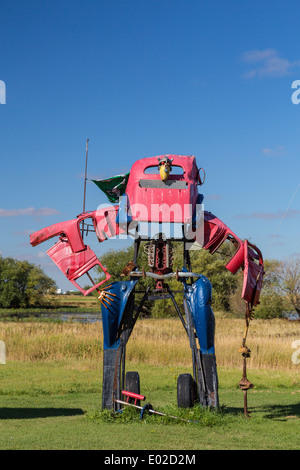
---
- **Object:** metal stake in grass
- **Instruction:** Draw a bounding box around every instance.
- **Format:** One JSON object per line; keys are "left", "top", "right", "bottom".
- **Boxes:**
{"left": 113, "top": 399, "right": 198, "bottom": 423}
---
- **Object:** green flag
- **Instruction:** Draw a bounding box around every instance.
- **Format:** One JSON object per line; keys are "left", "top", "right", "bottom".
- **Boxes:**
{"left": 91, "top": 173, "right": 130, "bottom": 203}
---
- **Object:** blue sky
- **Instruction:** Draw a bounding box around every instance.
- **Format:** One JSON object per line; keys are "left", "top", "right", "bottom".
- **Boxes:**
{"left": 0, "top": 0, "right": 299, "bottom": 290}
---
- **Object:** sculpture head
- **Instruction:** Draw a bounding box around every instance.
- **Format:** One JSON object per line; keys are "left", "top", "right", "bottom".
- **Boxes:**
{"left": 158, "top": 156, "right": 173, "bottom": 181}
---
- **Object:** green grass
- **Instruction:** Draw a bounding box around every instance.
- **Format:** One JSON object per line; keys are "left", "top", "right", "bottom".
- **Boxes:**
{"left": 0, "top": 360, "right": 299, "bottom": 450}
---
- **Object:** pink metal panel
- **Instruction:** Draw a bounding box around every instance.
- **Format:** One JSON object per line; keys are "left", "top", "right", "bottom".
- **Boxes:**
{"left": 30, "top": 219, "right": 85, "bottom": 253}
{"left": 46, "top": 238, "right": 110, "bottom": 296}
{"left": 125, "top": 155, "right": 200, "bottom": 223}
{"left": 226, "top": 243, "right": 245, "bottom": 274}
{"left": 29, "top": 208, "right": 121, "bottom": 295}
{"left": 30, "top": 208, "right": 124, "bottom": 252}
{"left": 202, "top": 212, "right": 244, "bottom": 273}
{"left": 91, "top": 207, "right": 125, "bottom": 241}
{"left": 241, "top": 241, "right": 264, "bottom": 307}
{"left": 202, "top": 212, "right": 264, "bottom": 306}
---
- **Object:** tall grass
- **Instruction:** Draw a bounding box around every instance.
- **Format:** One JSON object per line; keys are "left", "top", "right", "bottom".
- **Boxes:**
{"left": 0, "top": 316, "right": 299, "bottom": 372}
{"left": 126, "top": 316, "right": 300, "bottom": 372}
{"left": 0, "top": 322, "right": 103, "bottom": 361}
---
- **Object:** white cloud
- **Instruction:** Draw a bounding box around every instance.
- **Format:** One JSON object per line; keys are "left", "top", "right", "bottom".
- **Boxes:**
{"left": 242, "top": 49, "right": 300, "bottom": 77}
{"left": 261, "top": 146, "right": 286, "bottom": 157}
{"left": 0, "top": 207, "right": 59, "bottom": 217}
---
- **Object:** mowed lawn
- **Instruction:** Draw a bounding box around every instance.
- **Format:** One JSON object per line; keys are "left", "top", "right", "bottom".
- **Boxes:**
{"left": 0, "top": 317, "right": 299, "bottom": 450}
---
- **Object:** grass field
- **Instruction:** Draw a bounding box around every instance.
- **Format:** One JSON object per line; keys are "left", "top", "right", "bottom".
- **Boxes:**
{"left": 0, "top": 315, "right": 299, "bottom": 450}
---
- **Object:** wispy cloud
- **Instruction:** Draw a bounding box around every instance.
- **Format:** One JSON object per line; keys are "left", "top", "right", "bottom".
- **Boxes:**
{"left": 242, "top": 48, "right": 300, "bottom": 77}
{"left": 261, "top": 146, "right": 286, "bottom": 157}
{"left": 235, "top": 209, "right": 300, "bottom": 220}
{"left": 0, "top": 207, "right": 59, "bottom": 217}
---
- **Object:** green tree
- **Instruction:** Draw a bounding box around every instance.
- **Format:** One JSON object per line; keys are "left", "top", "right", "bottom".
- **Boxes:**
{"left": 98, "top": 244, "right": 135, "bottom": 282}
{"left": 278, "top": 257, "right": 300, "bottom": 314}
{"left": 190, "top": 248, "right": 239, "bottom": 311}
{"left": 0, "top": 256, "right": 56, "bottom": 308}
{"left": 25, "top": 262, "right": 57, "bottom": 307}
{"left": 250, "top": 259, "right": 289, "bottom": 319}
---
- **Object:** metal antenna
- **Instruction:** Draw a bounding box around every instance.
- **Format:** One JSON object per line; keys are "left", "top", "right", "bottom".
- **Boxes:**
{"left": 81, "top": 138, "right": 89, "bottom": 239}
{"left": 83, "top": 138, "right": 89, "bottom": 213}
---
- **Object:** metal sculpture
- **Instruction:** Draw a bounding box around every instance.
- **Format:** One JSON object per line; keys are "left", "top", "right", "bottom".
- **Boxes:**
{"left": 30, "top": 154, "right": 264, "bottom": 412}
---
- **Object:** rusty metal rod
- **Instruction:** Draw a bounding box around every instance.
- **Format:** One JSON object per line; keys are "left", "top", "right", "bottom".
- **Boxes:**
{"left": 129, "top": 271, "right": 200, "bottom": 280}
{"left": 239, "top": 302, "right": 253, "bottom": 418}
{"left": 243, "top": 390, "right": 248, "bottom": 417}
{"left": 242, "top": 356, "right": 250, "bottom": 418}
{"left": 86, "top": 271, "right": 102, "bottom": 297}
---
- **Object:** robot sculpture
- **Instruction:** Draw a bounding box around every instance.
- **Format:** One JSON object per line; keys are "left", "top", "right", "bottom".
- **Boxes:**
{"left": 30, "top": 155, "right": 264, "bottom": 412}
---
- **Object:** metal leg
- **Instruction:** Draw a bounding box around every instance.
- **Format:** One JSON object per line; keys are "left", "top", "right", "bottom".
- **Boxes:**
{"left": 102, "top": 348, "right": 120, "bottom": 410}
{"left": 183, "top": 278, "right": 219, "bottom": 408}
{"left": 102, "top": 287, "right": 150, "bottom": 411}
{"left": 183, "top": 298, "right": 207, "bottom": 406}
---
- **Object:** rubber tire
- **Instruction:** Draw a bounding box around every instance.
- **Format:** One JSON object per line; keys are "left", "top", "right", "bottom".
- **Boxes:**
{"left": 125, "top": 371, "right": 141, "bottom": 406}
{"left": 177, "top": 373, "right": 195, "bottom": 408}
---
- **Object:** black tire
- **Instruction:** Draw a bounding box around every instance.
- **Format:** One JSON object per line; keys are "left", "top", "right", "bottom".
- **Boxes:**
{"left": 125, "top": 371, "right": 141, "bottom": 406}
{"left": 177, "top": 373, "right": 195, "bottom": 408}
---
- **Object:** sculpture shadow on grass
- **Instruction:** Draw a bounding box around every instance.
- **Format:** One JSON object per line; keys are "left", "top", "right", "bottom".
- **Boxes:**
{"left": 0, "top": 408, "right": 85, "bottom": 420}
{"left": 252, "top": 402, "right": 300, "bottom": 421}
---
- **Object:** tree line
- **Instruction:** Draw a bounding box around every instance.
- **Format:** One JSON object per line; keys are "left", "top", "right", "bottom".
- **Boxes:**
{"left": 0, "top": 256, "right": 56, "bottom": 309}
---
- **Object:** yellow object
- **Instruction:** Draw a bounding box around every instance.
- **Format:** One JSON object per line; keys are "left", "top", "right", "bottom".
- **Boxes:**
{"left": 160, "top": 164, "right": 170, "bottom": 181}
